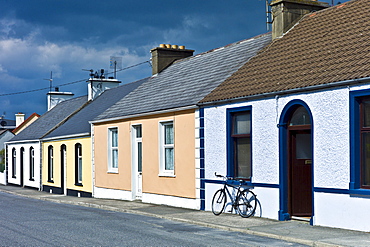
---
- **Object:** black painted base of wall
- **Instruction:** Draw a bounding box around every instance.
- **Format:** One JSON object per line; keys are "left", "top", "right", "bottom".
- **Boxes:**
{"left": 42, "top": 185, "right": 63, "bottom": 194}
{"left": 67, "top": 189, "right": 92, "bottom": 198}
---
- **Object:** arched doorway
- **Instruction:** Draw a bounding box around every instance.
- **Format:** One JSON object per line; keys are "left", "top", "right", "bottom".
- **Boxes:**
{"left": 279, "top": 100, "right": 313, "bottom": 221}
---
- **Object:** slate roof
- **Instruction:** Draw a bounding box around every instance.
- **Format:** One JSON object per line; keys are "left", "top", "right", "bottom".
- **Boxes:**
{"left": 9, "top": 96, "right": 88, "bottom": 142}
{"left": 200, "top": 0, "right": 370, "bottom": 103}
{"left": 94, "top": 33, "right": 272, "bottom": 121}
{"left": 43, "top": 79, "right": 147, "bottom": 139}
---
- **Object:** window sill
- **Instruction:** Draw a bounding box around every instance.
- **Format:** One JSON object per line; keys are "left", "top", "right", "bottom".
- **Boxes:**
{"left": 349, "top": 188, "right": 370, "bottom": 197}
{"left": 158, "top": 173, "right": 176, "bottom": 178}
{"left": 107, "top": 170, "right": 118, "bottom": 174}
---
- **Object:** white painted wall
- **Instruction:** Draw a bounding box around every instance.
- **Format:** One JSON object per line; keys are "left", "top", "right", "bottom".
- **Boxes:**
{"left": 314, "top": 192, "right": 370, "bottom": 232}
{"left": 6, "top": 141, "right": 41, "bottom": 189}
{"left": 94, "top": 186, "right": 132, "bottom": 201}
{"left": 204, "top": 84, "right": 370, "bottom": 232}
{"left": 94, "top": 186, "right": 199, "bottom": 210}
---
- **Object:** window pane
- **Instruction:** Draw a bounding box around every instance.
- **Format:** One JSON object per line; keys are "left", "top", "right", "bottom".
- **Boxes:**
{"left": 362, "top": 132, "right": 370, "bottom": 186}
{"left": 165, "top": 148, "right": 174, "bottom": 170}
{"left": 363, "top": 100, "right": 370, "bottom": 127}
{"left": 233, "top": 113, "right": 250, "bottom": 135}
{"left": 112, "top": 149, "right": 118, "bottom": 168}
{"left": 112, "top": 129, "right": 118, "bottom": 147}
{"left": 165, "top": 124, "right": 174, "bottom": 144}
{"left": 78, "top": 158, "right": 82, "bottom": 182}
{"left": 235, "top": 137, "right": 251, "bottom": 178}
{"left": 296, "top": 133, "right": 312, "bottom": 159}
{"left": 136, "top": 126, "right": 142, "bottom": 138}
{"left": 289, "top": 106, "right": 311, "bottom": 126}
{"left": 138, "top": 142, "right": 142, "bottom": 172}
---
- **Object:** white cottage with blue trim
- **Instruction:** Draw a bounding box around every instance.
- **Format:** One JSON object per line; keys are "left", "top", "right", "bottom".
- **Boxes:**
{"left": 199, "top": 0, "right": 370, "bottom": 232}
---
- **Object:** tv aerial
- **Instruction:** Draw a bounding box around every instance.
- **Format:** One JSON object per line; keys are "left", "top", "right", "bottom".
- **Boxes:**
{"left": 110, "top": 56, "right": 122, "bottom": 79}
{"left": 43, "top": 71, "right": 53, "bottom": 92}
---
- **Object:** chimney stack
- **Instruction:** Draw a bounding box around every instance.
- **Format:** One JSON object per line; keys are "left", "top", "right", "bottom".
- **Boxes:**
{"left": 270, "top": 0, "right": 329, "bottom": 40}
{"left": 47, "top": 89, "right": 74, "bottom": 111}
{"left": 15, "top": 113, "right": 25, "bottom": 127}
{"left": 87, "top": 70, "right": 121, "bottom": 101}
{"left": 150, "top": 44, "right": 194, "bottom": 75}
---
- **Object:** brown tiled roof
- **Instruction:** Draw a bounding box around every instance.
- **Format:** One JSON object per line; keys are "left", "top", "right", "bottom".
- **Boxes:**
{"left": 200, "top": 0, "right": 370, "bottom": 103}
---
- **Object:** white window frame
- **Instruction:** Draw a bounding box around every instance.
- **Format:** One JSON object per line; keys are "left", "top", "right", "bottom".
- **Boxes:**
{"left": 159, "top": 121, "right": 175, "bottom": 177}
{"left": 108, "top": 127, "right": 118, "bottom": 173}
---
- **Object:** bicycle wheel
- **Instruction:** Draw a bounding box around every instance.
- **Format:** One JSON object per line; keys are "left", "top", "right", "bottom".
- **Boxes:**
{"left": 211, "top": 189, "right": 226, "bottom": 215}
{"left": 236, "top": 189, "right": 257, "bottom": 218}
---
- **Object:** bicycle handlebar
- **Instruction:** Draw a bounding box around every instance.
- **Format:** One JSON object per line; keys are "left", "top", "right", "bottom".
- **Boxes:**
{"left": 214, "top": 172, "right": 245, "bottom": 185}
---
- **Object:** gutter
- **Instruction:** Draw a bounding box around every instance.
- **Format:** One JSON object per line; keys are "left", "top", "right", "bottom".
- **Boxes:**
{"left": 198, "top": 77, "right": 370, "bottom": 107}
{"left": 41, "top": 132, "right": 90, "bottom": 142}
{"left": 90, "top": 105, "right": 198, "bottom": 124}
{"left": 5, "top": 139, "right": 40, "bottom": 145}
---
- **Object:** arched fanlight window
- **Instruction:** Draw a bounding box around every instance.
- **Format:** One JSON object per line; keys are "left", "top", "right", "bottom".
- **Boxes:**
{"left": 289, "top": 106, "right": 311, "bottom": 126}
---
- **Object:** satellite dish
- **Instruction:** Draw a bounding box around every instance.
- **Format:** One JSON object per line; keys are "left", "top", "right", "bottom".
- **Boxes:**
{"left": 1, "top": 120, "right": 7, "bottom": 126}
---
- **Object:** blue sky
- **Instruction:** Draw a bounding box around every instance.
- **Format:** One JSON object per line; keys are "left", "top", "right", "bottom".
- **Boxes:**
{"left": 0, "top": 0, "right": 345, "bottom": 120}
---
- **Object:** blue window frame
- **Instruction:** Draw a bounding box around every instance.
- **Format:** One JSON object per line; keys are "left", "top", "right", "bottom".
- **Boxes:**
{"left": 226, "top": 106, "right": 252, "bottom": 180}
{"left": 350, "top": 89, "right": 370, "bottom": 195}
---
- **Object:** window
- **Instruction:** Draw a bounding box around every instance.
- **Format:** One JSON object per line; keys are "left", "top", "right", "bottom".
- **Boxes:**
{"left": 12, "top": 148, "right": 16, "bottom": 178}
{"left": 160, "top": 121, "right": 174, "bottom": 175}
{"left": 108, "top": 128, "right": 118, "bottom": 172}
{"left": 29, "top": 147, "right": 34, "bottom": 180}
{"left": 360, "top": 98, "right": 370, "bottom": 188}
{"left": 350, "top": 90, "right": 370, "bottom": 193}
{"left": 227, "top": 107, "right": 252, "bottom": 180}
{"left": 48, "top": 145, "right": 54, "bottom": 182}
{"left": 75, "top": 143, "right": 82, "bottom": 185}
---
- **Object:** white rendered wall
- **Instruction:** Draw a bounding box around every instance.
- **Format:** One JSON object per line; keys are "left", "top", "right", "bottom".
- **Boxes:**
{"left": 203, "top": 85, "right": 370, "bottom": 231}
{"left": 6, "top": 142, "right": 41, "bottom": 189}
{"left": 94, "top": 186, "right": 199, "bottom": 210}
{"left": 142, "top": 193, "right": 199, "bottom": 210}
{"left": 94, "top": 186, "right": 132, "bottom": 201}
{"left": 314, "top": 192, "right": 370, "bottom": 232}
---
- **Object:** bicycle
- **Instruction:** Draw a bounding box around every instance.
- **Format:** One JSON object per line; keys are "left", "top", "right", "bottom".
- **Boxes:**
{"left": 211, "top": 173, "right": 257, "bottom": 218}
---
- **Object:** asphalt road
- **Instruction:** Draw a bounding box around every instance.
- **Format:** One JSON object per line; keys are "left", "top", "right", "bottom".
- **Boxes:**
{"left": 0, "top": 192, "right": 307, "bottom": 246}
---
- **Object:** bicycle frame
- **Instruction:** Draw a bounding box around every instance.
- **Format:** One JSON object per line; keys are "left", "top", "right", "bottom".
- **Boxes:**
{"left": 223, "top": 182, "right": 241, "bottom": 212}
{"left": 212, "top": 172, "right": 257, "bottom": 218}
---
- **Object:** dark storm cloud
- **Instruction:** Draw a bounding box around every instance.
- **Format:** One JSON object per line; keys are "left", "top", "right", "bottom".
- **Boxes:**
{"left": 0, "top": 0, "right": 339, "bottom": 118}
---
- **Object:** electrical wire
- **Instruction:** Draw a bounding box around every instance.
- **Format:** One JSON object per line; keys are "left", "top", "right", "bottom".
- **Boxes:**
{"left": 0, "top": 60, "right": 151, "bottom": 97}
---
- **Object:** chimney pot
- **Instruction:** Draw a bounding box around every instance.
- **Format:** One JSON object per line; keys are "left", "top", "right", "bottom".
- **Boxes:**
{"left": 165, "top": 44, "right": 171, "bottom": 48}
{"left": 171, "top": 45, "right": 178, "bottom": 49}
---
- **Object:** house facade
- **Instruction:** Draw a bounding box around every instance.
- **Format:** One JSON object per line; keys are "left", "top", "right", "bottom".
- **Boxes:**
{"left": 199, "top": 0, "right": 370, "bottom": 232}
{"left": 5, "top": 95, "right": 87, "bottom": 189}
{"left": 91, "top": 35, "right": 272, "bottom": 208}
{"left": 41, "top": 77, "right": 144, "bottom": 197}
{"left": 93, "top": 109, "right": 198, "bottom": 207}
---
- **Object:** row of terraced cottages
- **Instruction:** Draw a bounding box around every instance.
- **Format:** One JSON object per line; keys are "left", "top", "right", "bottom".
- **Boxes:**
{"left": 5, "top": 0, "right": 370, "bottom": 232}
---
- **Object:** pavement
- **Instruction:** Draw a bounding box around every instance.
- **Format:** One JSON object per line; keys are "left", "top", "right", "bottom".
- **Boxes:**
{"left": 0, "top": 185, "right": 369, "bottom": 247}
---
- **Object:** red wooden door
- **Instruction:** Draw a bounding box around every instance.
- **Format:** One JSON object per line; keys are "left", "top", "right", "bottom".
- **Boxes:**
{"left": 289, "top": 129, "right": 312, "bottom": 217}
